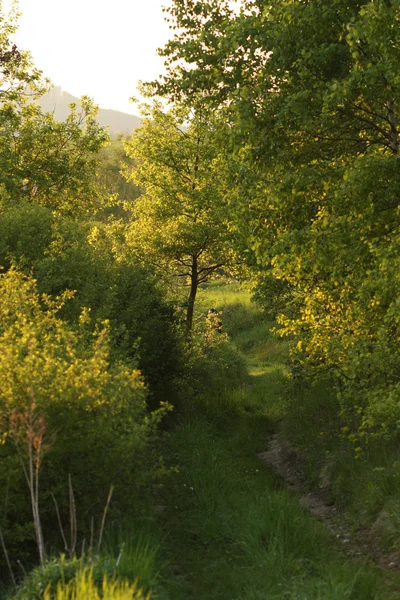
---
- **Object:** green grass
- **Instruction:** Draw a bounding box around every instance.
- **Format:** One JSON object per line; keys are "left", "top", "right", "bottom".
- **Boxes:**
{"left": 159, "top": 416, "right": 384, "bottom": 600}
{"left": 40, "top": 568, "right": 149, "bottom": 600}
{"left": 9, "top": 278, "right": 400, "bottom": 599}
{"left": 205, "top": 278, "right": 400, "bottom": 557}
{"left": 10, "top": 521, "right": 165, "bottom": 600}
{"left": 156, "top": 279, "right": 391, "bottom": 599}
{"left": 196, "top": 279, "right": 253, "bottom": 314}
{"left": 282, "top": 375, "right": 400, "bottom": 549}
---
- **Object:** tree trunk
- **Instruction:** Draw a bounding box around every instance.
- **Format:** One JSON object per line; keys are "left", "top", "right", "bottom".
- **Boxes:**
{"left": 186, "top": 255, "right": 198, "bottom": 336}
{"left": 387, "top": 98, "right": 398, "bottom": 154}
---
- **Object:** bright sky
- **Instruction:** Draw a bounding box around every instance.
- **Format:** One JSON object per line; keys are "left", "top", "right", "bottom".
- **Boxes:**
{"left": 4, "top": 0, "right": 173, "bottom": 114}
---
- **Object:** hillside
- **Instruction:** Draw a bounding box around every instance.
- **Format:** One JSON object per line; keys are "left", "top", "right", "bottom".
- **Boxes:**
{"left": 37, "top": 87, "right": 141, "bottom": 136}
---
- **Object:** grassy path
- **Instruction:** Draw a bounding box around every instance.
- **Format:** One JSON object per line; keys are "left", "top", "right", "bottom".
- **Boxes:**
{"left": 156, "top": 282, "right": 391, "bottom": 600}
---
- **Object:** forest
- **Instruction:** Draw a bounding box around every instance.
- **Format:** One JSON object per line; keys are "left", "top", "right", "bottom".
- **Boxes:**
{"left": 0, "top": 0, "right": 400, "bottom": 598}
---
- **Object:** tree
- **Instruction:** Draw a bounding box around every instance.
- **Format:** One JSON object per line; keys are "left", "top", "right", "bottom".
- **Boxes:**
{"left": 0, "top": 0, "right": 45, "bottom": 99}
{"left": 0, "top": 3, "right": 109, "bottom": 215}
{"left": 151, "top": 0, "right": 400, "bottom": 441}
{"left": 0, "top": 98, "right": 109, "bottom": 213}
{"left": 96, "top": 136, "right": 141, "bottom": 205}
{"left": 124, "top": 102, "right": 234, "bottom": 333}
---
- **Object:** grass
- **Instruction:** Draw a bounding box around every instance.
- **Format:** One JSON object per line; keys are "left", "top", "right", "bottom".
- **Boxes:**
{"left": 9, "top": 521, "right": 165, "bottom": 600}
{"left": 7, "top": 277, "right": 400, "bottom": 598}
{"left": 156, "top": 278, "right": 392, "bottom": 599}
{"left": 159, "top": 415, "right": 384, "bottom": 599}
{"left": 282, "top": 375, "right": 400, "bottom": 550}
{"left": 205, "top": 278, "right": 400, "bottom": 556}
{"left": 41, "top": 568, "right": 150, "bottom": 600}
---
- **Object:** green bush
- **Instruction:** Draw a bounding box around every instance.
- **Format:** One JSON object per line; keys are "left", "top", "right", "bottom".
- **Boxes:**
{"left": 181, "top": 322, "right": 247, "bottom": 412}
{"left": 0, "top": 202, "right": 53, "bottom": 270}
{"left": 15, "top": 562, "right": 149, "bottom": 600}
{"left": 14, "top": 524, "right": 162, "bottom": 600}
{"left": 0, "top": 270, "right": 168, "bottom": 568}
{"left": 15, "top": 556, "right": 88, "bottom": 600}
{"left": 0, "top": 206, "right": 182, "bottom": 404}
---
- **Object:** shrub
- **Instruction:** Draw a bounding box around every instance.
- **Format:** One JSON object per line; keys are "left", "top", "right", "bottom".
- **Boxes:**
{"left": 14, "top": 557, "right": 150, "bottom": 600}
{"left": 182, "top": 318, "right": 248, "bottom": 408}
{"left": 0, "top": 270, "right": 168, "bottom": 568}
{"left": 46, "top": 572, "right": 149, "bottom": 600}
{"left": 0, "top": 202, "right": 53, "bottom": 271}
{"left": 16, "top": 562, "right": 149, "bottom": 600}
{"left": 0, "top": 205, "right": 182, "bottom": 404}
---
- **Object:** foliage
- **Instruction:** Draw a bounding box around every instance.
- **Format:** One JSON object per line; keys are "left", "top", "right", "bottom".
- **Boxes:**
{"left": 0, "top": 3, "right": 108, "bottom": 215}
{"left": 185, "top": 316, "right": 247, "bottom": 407}
{"left": 28, "top": 566, "right": 151, "bottom": 600}
{"left": 43, "top": 572, "right": 150, "bottom": 600}
{"left": 0, "top": 0, "right": 45, "bottom": 99}
{"left": 0, "top": 97, "right": 109, "bottom": 214}
{"left": 0, "top": 201, "right": 53, "bottom": 270}
{"left": 0, "top": 2, "right": 179, "bottom": 588}
{"left": 96, "top": 136, "right": 140, "bottom": 210}
{"left": 14, "top": 551, "right": 154, "bottom": 600}
{"left": 0, "top": 270, "right": 168, "bottom": 566}
{"left": 124, "top": 101, "right": 235, "bottom": 331}
{"left": 15, "top": 556, "right": 88, "bottom": 600}
{"left": 151, "top": 0, "right": 400, "bottom": 444}
{"left": 0, "top": 203, "right": 182, "bottom": 404}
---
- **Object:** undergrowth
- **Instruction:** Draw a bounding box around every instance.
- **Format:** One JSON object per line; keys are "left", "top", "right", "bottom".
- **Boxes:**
{"left": 282, "top": 377, "right": 400, "bottom": 551}
{"left": 5, "top": 278, "right": 400, "bottom": 599}
{"left": 156, "top": 278, "right": 393, "bottom": 599}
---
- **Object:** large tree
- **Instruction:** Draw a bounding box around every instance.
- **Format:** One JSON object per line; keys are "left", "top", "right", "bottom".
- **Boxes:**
{"left": 0, "top": 0, "right": 44, "bottom": 98}
{"left": 151, "top": 0, "right": 400, "bottom": 441}
{"left": 0, "top": 98, "right": 109, "bottom": 213}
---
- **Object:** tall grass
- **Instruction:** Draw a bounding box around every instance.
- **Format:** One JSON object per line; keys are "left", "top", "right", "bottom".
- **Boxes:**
{"left": 161, "top": 415, "right": 385, "bottom": 599}
{"left": 42, "top": 568, "right": 149, "bottom": 600}
{"left": 157, "top": 279, "right": 391, "bottom": 599}
{"left": 205, "top": 278, "right": 400, "bottom": 561}
{"left": 11, "top": 522, "right": 163, "bottom": 600}
{"left": 282, "top": 375, "right": 400, "bottom": 549}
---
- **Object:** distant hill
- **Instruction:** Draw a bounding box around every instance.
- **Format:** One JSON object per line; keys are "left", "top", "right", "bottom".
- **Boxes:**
{"left": 37, "top": 87, "right": 141, "bottom": 137}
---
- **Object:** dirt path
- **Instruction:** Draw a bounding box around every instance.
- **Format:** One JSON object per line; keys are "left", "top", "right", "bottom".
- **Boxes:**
{"left": 258, "top": 434, "right": 400, "bottom": 572}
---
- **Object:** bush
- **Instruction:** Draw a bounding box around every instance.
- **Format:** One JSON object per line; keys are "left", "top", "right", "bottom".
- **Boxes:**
{"left": 0, "top": 202, "right": 53, "bottom": 270}
{"left": 16, "top": 561, "right": 149, "bottom": 600}
{"left": 14, "top": 557, "right": 150, "bottom": 600}
{"left": 0, "top": 270, "right": 168, "bottom": 568}
{"left": 0, "top": 205, "right": 182, "bottom": 404}
{"left": 182, "top": 318, "right": 248, "bottom": 410}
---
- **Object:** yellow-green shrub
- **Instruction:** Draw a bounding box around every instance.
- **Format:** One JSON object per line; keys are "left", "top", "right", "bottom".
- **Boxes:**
{"left": 0, "top": 269, "right": 168, "bottom": 566}
{"left": 42, "top": 569, "right": 150, "bottom": 600}
{"left": 0, "top": 204, "right": 182, "bottom": 406}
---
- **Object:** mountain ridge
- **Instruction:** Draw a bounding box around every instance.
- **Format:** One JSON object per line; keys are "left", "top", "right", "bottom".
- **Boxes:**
{"left": 38, "top": 87, "right": 141, "bottom": 136}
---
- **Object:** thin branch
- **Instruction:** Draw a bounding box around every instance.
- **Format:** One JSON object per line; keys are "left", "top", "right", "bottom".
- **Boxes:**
{"left": 0, "top": 528, "right": 16, "bottom": 590}
{"left": 197, "top": 263, "right": 224, "bottom": 277}
{"left": 68, "top": 475, "right": 77, "bottom": 558}
{"left": 97, "top": 485, "right": 114, "bottom": 554}
{"left": 89, "top": 517, "right": 94, "bottom": 562}
{"left": 347, "top": 100, "right": 390, "bottom": 124}
{"left": 51, "top": 492, "right": 69, "bottom": 553}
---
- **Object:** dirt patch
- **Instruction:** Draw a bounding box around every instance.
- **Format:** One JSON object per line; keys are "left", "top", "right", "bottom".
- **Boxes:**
{"left": 258, "top": 435, "right": 336, "bottom": 520}
{"left": 258, "top": 434, "right": 399, "bottom": 572}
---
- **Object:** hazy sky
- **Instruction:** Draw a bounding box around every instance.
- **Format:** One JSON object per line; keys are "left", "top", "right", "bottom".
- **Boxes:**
{"left": 5, "top": 0, "right": 173, "bottom": 114}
